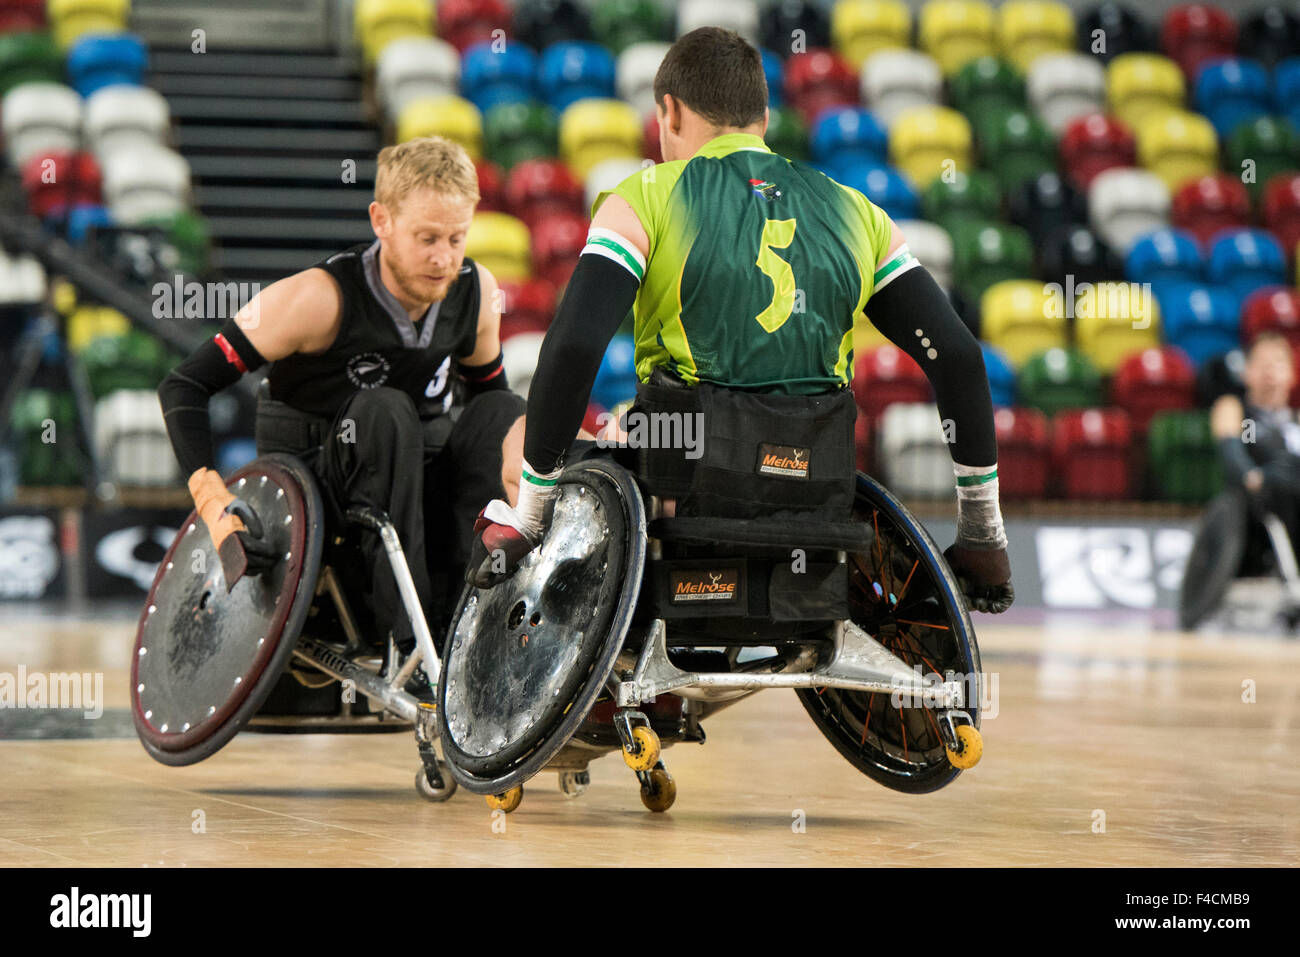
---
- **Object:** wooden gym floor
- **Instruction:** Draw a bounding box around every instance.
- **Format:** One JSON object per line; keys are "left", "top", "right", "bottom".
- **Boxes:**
{"left": 0, "top": 611, "right": 1297, "bottom": 867}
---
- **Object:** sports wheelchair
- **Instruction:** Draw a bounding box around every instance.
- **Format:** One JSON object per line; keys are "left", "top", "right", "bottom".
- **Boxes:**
{"left": 1178, "top": 486, "right": 1300, "bottom": 632}
{"left": 131, "top": 397, "right": 985, "bottom": 812}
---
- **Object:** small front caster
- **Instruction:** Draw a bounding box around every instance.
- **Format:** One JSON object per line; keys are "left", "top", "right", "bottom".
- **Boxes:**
{"left": 945, "top": 724, "right": 983, "bottom": 769}
{"left": 639, "top": 765, "right": 676, "bottom": 812}
{"left": 622, "top": 725, "right": 661, "bottom": 772}
{"left": 558, "top": 770, "right": 590, "bottom": 798}
{"left": 415, "top": 764, "right": 458, "bottom": 802}
{"left": 486, "top": 786, "right": 523, "bottom": 813}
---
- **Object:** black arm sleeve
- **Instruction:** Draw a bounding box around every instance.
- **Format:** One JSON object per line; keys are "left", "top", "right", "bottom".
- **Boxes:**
{"left": 157, "top": 320, "right": 267, "bottom": 477}
{"left": 456, "top": 350, "right": 510, "bottom": 398}
{"left": 864, "top": 265, "right": 997, "bottom": 467}
{"left": 522, "top": 254, "right": 640, "bottom": 473}
{"left": 1218, "top": 436, "right": 1258, "bottom": 485}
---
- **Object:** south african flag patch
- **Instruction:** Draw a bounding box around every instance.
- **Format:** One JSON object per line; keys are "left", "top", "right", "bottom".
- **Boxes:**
{"left": 749, "top": 178, "right": 782, "bottom": 201}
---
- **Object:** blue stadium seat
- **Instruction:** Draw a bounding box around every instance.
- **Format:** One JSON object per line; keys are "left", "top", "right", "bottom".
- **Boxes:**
{"left": 592, "top": 335, "right": 638, "bottom": 411}
{"left": 538, "top": 41, "right": 616, "bottom": 112}
{"left": 64, "top": 203, "right": 112, "bottom": 244}
{"left": 461, "top": 41, "right": 539, "bottom": 114}
{"left": 981, "top": 342, "right": 1017, "bottom": 406}
{"left": 1206, "top": 228, "right": 1288, "bottom": 303}
{"left": 761, "top": 47, "right": 785, "bottom": 106}
{"left": 1193, "top": 58, "right": 1272, "bottom": 138}
{"left": 1156, "top": 282, "right": 1241, "bottom": 366}
{"left": 1124, "top": 227, "right": 1205, "bottom": 297}
{"left": 1276, "top": 57, "right": 1300, "bottom": 131}
{"left": 66, "top": 33, "right": 146, "bottom": 97}
{"left": 810, "top": 106, "right": 887, "bottom": 168}
{"left": 833, "top": 160, "right": 921, "bottom": 220}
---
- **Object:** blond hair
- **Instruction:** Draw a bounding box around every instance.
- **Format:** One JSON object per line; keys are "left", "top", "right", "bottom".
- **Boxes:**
{"left": 375, "top": 136, "right": 480, "bottom": 211}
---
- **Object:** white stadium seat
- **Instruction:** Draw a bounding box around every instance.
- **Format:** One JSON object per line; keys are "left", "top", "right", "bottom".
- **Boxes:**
{"left": 93, "top": 389, "right": 180, "bottom": 487}
{"left": 616, "top": 41, "right": 671, "bottom": 117}
{"left": 376, "top": 37, "right": 460, "bottom": 120}
{"left": 84, "top": 84, "right": 171, "bottom": 156}
{"left": 0, "top": 250, "right": 48, "bottom": 305}
{"left": 1088, "top": 166, "right": 1171, "bottom": 256}
{"left": 502, "top": 330, "right": 548, "bottom": 399}
{"left": 2, "top": 82, "right": 82, "bottom": 167}
{"left": 894, "top": 219, "right": 953, "bottom": 293}
{"left": 860, "top": 49, "right": 943, "bottom": 129}
{"left": 584, "top": 157, "right": 649, "bottom": 217}
{"left": 676, "top": 0, "right": 760, "bottom": 45}
{"left": 1026, "top": 52, "right": 1106, "bottom": 135}
{"left": 101, "top": 144, "right": 192, "bottom": 224}
{"left": 877, "top": 402, "right": 955, "bottom": 499}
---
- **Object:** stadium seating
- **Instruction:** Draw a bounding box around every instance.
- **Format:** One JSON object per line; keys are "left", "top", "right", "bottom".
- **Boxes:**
{"left": 47, "top": 0, "right": 129, "bottom": 50}
{"left": 460, "top": 40, "right": 537, "bottom": 113}
{"left": 466, "top": 211, "right": 532, "bottom": 281}
{"left": 93, "top": 389, "right": 177, "bottom": 486}
{"left": 1147, "top": 409, "right": 1222, "bottom": 502}
{"left": 1135, "top": 109, "right": 1218, "bottom": 192}
{"left": 1017, "top": 346, "right": 1104, "bottom": 415}
{"left": 1026, "top": 52, "right": 1105, "bottom": 134}
{"left": 1075, "top": 2, "right": 1155, "bottom": 64}
{"left": 584, "top": 156, "right": 647, "bottom": 215}
{"left": 676, "top": 0, "right": 761, "bottom": 45}
{"left": 616, "top": 41, "right": 670, "bottom": 116}
{"left": 1088, "top": 167, "right": 1171, "bottom": 256}
{"left": 831, "top": 0, "right": 911, "bottom": 70}
{"left": 559, "top": 98, "right": 641, "bottom": 178}
{"left": 1160, "top": 3, "right": 1237, "bottom": 82}
{"left": 396, "top": 95, "right": 482, "bottom": 157}
{"left": 1110, "top": 345, "right": 1196, "bottom": 433}
{"left": 948, "top": 55, "right": 1025, "bottom": 119}
{"left": 894, "top": 218, "right": 953, "bottom": 292}
{"left": 354, "top": 0, "right": 433, "bottom": 65}
{"left": 764, "top": 104, "right": 809, "bottom": 159}
{"left": 851, "top": 344, "right": 932, "bottom": 422}
{"left": 981, "top": 341, "right": 1017, "bottom": 406}
{"left": 921, "top": 169, "right": 1002, "bottom": 233}
{"left": 65, "top": 32, "right": 145, "bottom": 96}
{"left": 760, "top": 47, "right": 784, "bottom": 107}
{"left": 1225, "top": 117, "right": 1300, "bottom": 202}
{"left": 0, "top": 31, "right": 62, "bottom": 94}
{"left": 833, "top": 160, "right": 920, "bottom": 220}
{"left": 1006, "top": 171, "right": 1085, "bottom": 244}
{"left": 483, "top": 101, "right": 558, "bottom": 169}
{"left": 1156, "top": 282, "right": 1241, "bottom": 365}
{"left": 1262, "top": 173, "right": 1300, "bottom": 259}
{"left": 1106, "top": 52, "right": 1185, "bottom": 129}
{"left": 1240, "top": 287, "right": 1300, "bottom": 347}
{"left": 63, "top": 202, "right": 112, "bottom": 243}
{"left": 1207, "top": 229, "right": 1288, "bottom": 303}
{"left": 1193, "top": 58, "right": 1272, "bottom": 139}
{"left": 784, "top": 48, "right": 857, "bottom": 123}
{"left": 1058, "top": 113, "right": 1136, "bottom": 189}
{"left": 375, "top": 37, "right": 459, "bottom": 120}
{"left": 84, "top": 83, "right": 169, "bottom": 155}
{"left": 513, "top": 0, "right": 591, "bottom": 50}
{"left": 1075, "top": 280, "right": 1161, "bottom": 372}
{"left": 538, "top": 41, "right": 616, "bottom": 112}
{"left": 993, "top": 405, "right": 1050, "bottom": 498}
{"left": 877, "top": 402, "right": 955, "bottom": 498}
{"left": 979, "top": 279, "right": 1066, "bottom": 366}
{"left": 497, "top": 277, "right": 557, "bottom": 339}
{"left": 100, "top": 143, "right": 189, "bottom": 223}
{"left": 811, "top": 105, "right": 887, "bottom": 167}
{"left": 974, "top": 107, "right": 1056, "bottom": 192}
{"left": 1037, "top": 223, "right": 1122, "bottom": 287}
{"left": 1239, "top": 5, "right": 1300, "bottom": 68}
{"left": 0, "top": 0, "right": 45, "bottom": 33}
{"left": 1170, "top": 173, "right": 1250, "bottom": 244}
{"left": 949, "top": 220, "right": 1034, "bottom": 305}
{"left": 996, "top": 0, "right": 1075, "bottom": 73}
{"left": 859, "top": 49, "right": 943, "bottom": 129}
{"left": 1276, "top": 58, "right": 1300, "bottom": 132}
{"left": 1051, "top": 407, "right": 1133, "bottom": 498}
{"left": 919, "top": 0, "right": 997, "bottom": 77}
{"left": 21, "top": 149, "right": 101, "bottom": 216}
{"left": 591, "top": 334, "right": 637, "bottom": 410}
{"left": 2, "top": 81, "right": 80, "bottom": 167}
{"left": 889, "top": 105, "right": 972, "bottom": 188}
{"left": 591, "top": 0, "right": 668, "bottom": 54}
{"left": 762, "top": 0, "right": 829, "bottom": 55}
{"left": 474, "top": 159, "right": 504, "bottom": 212}
{"left": 435, "top": 0, "right": 510, "bottom": 53}
{"left": 1124, "top": 228, "right": 1205, "bottom": 293}
{"left": 530, "top": 210, "right": 588, "bottom": 288}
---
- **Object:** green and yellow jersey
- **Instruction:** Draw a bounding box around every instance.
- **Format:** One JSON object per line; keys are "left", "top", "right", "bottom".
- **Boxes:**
{"left": 590, "top": 132, "right": 916, "bottom": 394}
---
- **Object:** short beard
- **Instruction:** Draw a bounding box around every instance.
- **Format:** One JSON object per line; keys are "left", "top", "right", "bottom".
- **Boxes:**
{"left": 383, "top": 250, "right": 447, "bottom": 307}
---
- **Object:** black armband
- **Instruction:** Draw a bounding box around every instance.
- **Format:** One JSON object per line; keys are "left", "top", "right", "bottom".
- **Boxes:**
{"left": 523, "top": 253, "right": 641, "bottom": 472}
{"left": 157, "top": 319, "right": 268, "bottom": 477}
{"left": 865, "top": 264, "right": 997, "bottom": 467}
{"left": 457, "top": 350, "right": 509, "bottom": 398}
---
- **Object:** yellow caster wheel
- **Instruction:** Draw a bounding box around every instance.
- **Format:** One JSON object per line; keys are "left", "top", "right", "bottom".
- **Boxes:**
{"left": 622, "top": 725, "right": 660, "bottom": 772}
{"left": 945, "top": 725, "right": 982, "bottom": 769}
{"left": 639, "top": 768, "right": 676, "bottom": 812}
{"left": 485, "top": 786, "right": 523, "bottom": 813}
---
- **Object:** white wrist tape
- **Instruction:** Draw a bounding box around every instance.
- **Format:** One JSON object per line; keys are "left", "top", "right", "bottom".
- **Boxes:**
{"left": 515, "top": 458, "right": 562, "bottom": 539}
{"left": 954, "top": 463, "right": 1007, "bottom": 550}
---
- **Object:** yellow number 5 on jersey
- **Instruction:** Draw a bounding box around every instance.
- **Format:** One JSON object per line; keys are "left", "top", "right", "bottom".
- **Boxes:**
{"left": 754, "top": 218, "right": 797, "bottom": 333}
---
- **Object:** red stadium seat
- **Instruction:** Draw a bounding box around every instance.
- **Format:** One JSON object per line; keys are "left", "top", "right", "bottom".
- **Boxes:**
{"left": 437, "top": 0, "right": 511, "bottom": 53}
{"left": 1171, "top": 173, "right": 1251, "bottom": 245}
{"left": 504, "top": 158, "right": 585, "bottom": 230}
{"left": 475, "top": 159, "right": 505, "bottom": 212}
{"left": 851, "top": 345, "right": 932, "bottom": 423}
{"left": 21, "top": 150, "right": 102, "bottom": 217}
{"left": 1051, "top": 408, "right": 1133, "bottom": 499}
{"left": 530, "top": 210, "right": 589, "bottom": 289}
{"left": 1161, "top": 4, "right": 1237, "bottom": 81}
{"left": 582, "top": 402, "right": 607, "bottom": 436}
{"left": 1241, "top": 286, "right": 1300, "bottom": 347}
{"left": 496, "top": 277, "right": 557, "bottom": 339}
{"left": 1058, "top": 113, "right": 1136, "bottom": 189}
{"left": 855, "top": 413, "right": 872, "bottom": 473}
{"left": 783, "top": 49, "right": 857, "bottom": 125}
{"left": 993, "top": 406, "right": 1050, "bottom": 500}
{"left": 1261, "top": 173, "right": 1300, "bottom": 261}
{"left": 0, "top": 0, "right": 45, "bottom": 32}
{"left": 643, "top": 113, "right": 662, "bottom": 164}
{"left": 1110, "top": 346, "right": 1196, "bottom": 434}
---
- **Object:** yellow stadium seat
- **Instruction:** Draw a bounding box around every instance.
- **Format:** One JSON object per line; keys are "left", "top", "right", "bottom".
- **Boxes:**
{"left": 47, "top": 0, "right": 130, "bottom": 49}
{"left": 1136, "top": 108, "right": 1218, "bottom": 192}
{"left": 832, "top": 0, "right": 912, "bottom": 70}
{"left": 355, "top": 0, "right": 434, "bottom": 65}
{"left": 996, "top": 0, "right": 1074, "bottom": 73}
{"left": 1074, "top": 281, "right": 1161, "bottom": 372}
{"left": 979, "top": 279, "right": 1068, "bottom": 367}
{"left": 559, "top": 98, "right": 642, "bottom": 179}
{"left": 67, "top": 305, "right": 130, "bottom": 354}
{"left": 888, "top": 106, "right": 972, "bottom": 188}
{"left": 1107, "top": 53, "right": 1185, "bottom": 130}
{"left": 853, "top": 316, "right": 891, "bottom": 355}
{"left": 466, "top": 211, "right": 531, "bottom": 281}
{"left": 919, "top": 0, "right": 996, "bottom": 77}
{"left": 396, "top": 95, "right": 482, "bottom": 159}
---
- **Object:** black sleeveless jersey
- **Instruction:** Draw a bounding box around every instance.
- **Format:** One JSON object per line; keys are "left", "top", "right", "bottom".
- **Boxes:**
{"left": 265, "top": 240, "right": 481, "bottom": 421}
{"left": 1243, "top": 401, "right": 1300, "bottom": 467}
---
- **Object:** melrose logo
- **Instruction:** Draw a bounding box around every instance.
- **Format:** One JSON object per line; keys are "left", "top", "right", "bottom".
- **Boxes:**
{"left": 0, "top": 666, "right": 104, "bottom": 718}
{"left": 49, "top": 887, "right": 151, "bottom": 937}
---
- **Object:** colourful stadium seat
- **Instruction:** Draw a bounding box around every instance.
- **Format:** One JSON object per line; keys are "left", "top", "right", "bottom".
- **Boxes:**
{"left": 592, "top": 334, "right": 638, "bottom": 410}
{"left": 811, "top": 105, "right": 887, "bottom": 167}
{"left": 94, "top": 389, "right": 178, "bottom": 486}
{"left": 948, "top": 55, "right": 1025, "bottom": 119}
{"left": 396, "top": 95, "right": 482, "bottom": 158}
{"left": 950, "top": 221, "right": 1034, "bottom": 305}
{"left": 496, "top": 277, "right": 557, "bottom": 339}
{"left": 1275, "top": 58, "right": 1300, "bottom": 132}
{"left": 919, "top": 0, "right": 997, "bottom": 77}
{"left": 591, "top": 0, "right": 668, "bottom": 55}
{"left": 354, "top": 0, "right": 433, "bottom": 65}
{"left": 460, "top": 40, "right": 537, "bottom": 114}
{"left": 1239, "top": 5, "right": 1300, "bottom": 68}
{"left": 474, "top": 158, "right": 504, "bottom": 212}
{"left": 762, "top": 0, "right": 829, "bottom": 55}
{"left": 2, "top": 81, "right": 80, "bottom": 167}
{"left": 760, "top": 47, "right": 785, "bottom": 106}
{"left": 981, "top": 341, "right": 1017, "bottom": 405}
{"left": 0, "top": 31, "right": 61, "bottom": 94}
{"left": 1075, "top": 280, "right": 1162, "bottom": 372}
{"left": 1026, "top": 52, "right": 1105, "bottom": 134}
{"left": 920, "top": 169, "right": 1001, "bottom": 233}
{"left": 1207, "top": 229, "right": 1288, "bottom": 302}
{"left": 1193, "top": 344, "right": 1244, "bottom": 403}
{"left": 584, "top": 157, "right": 646, "bottom": 218}
{"left": 1087, "top": 167, "right": 1171, "bottom": 256}
{"left": 764, "top": 105, "right": 809, "bottom": 159}
{"left": 538, "top": 41, "right": 616, "bottom": 112}
{"left": 1194, "top": 58, "right": 1272, "bottom": 139}
{"left": 979, "top": 278, "right": 1067, "bottom": 366}
{"left": 831, "top": 0, "right": 911, "bottom": 70}
{"left": 1058, "top": 113, "right": 1135, "bottom": 189}
{"left": 513, "top": 0, "right": 592, "bottom": 50}
{"left": 895, "top": 218, "right": 953, "bottom": 292}
{"left": 13, "top": 388, "right": 81, "bottom": 485}
{"left": 0, "top": 0, "right": 45, "bottom": 33}
{"left": 436, "top": 0, "right": 511, "bottom": 54}
{"left": 67, "top": 303, "right": 127, "bottom": 353}
{"left": 997, "top": 0, "right": 1075, "bottom": 73}
{"left": 22, "top": 149, "right": 100, "bottom": 216}
{"left": 559, "top": 98, "right": 641, "bottom": 178}
{"left": 1240, "top": 286, "right": 1300, "bottom": 347}
{"left": 851, "top": 344, "right": 932, "bottom": 422}
{"left": 1006, "top": 170, "right": 1085, "bottom": 244}
{"left": 1161, "top": 3, "right": 1237, "bottom": 82}
{"left": 100, "top": 143, "right": 189, "bottom": 224}
{"left": 889, "top": 105, "right": 972, "bottom": 188}
{"left": 993, "top": 405, "right": 1050, "bottom": 498}
{"left": 47, "top": 0, "right": 129, "bottom": 50}
{"left": 859, "top": 49, "right": 943, "bottom": 129}
{"left": 1262, "top": 173, "right": 1300, "bottom": 259}
{"left": 376, "top": 37, "right": 459, "bottom": 120}
{"left": 877, "top": 402, "right": 956, "bottom": 498}
{"left": 501, "top": 329, "right": 547, "bottom": 395}
{"left": 1156, "top": 282, "right": 1240, "bottom": 365}
{"left": 84, "top": 83, "right": 169, "bottom": 155}
{"left": 1037, "top": 223, "right": 1122, "bottom": 287}
{"left": 1110, "top": 345, "right": 1196, "bottom": 433}
{"left": 63, "top": 202, "right": 112, "bottom": 244}
{"left": 833, "top": 160, "right": 920, "bottom": 220}
{"left": 643, "top": 111, "right": 663, "bottom": 163}
{"left": 783, "top": 48, "right": 857, "bottom": 124}
{"left": 1225, "top": 117, "right": 1300, "bottom": 201}
{"left": 1106, "top": 52, "right": 1185, "bottom": 128}
{"left": 1076, "top": 2, "right": 1155, "bottom": 64}
{"left": 974, "top": 107, "right": 1056, "bottom": 192}
{"left": 1135, "top": 108, "right": 1218, "bottom": 192}
{"left": 1170, "top": 173, "right": 1250, "bottom": 245}
{"left": 1051, "top": 407, "right": 1133, "bottom": 499}
{"left": 531, "top": 210, "right": 588, "bottom": 288}
{"left": 616, "top": 41, "right": 669, "bottom": 117}
{"left": 65, "top": 32, "right": 145, "bottom": 96}
{"left": 1124, "top": 227, "right": 1205, "bottom": 292}
{"left": 483, "top": 101, "right": 557, "bottom": 170}
{"left": 677, "top": 0, "right": 760, "bottom": 44}
{"left": 1147, "top": 409, "right": 1222, "bottom": 502}
{"left": 466, "top": 211, "right": 531, "bottom": 281}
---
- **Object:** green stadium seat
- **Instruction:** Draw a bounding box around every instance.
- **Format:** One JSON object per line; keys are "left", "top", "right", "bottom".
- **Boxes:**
{"left": 975, "top": 106, "right": 1057, "bottom": 192}
{"left": 949, "top": 219, "right": 1034, "bottom": 304}
{"left": 12, "top": 389, "right": 82, "bottom": 486}
{"left": 948, "top": 55, "right": 1026, "bottom": 119}
{"left": 1148, "top": 409, "right": 1222, "bottom": 503}
{"left": 591, "top": 0, "right": 669, "bottom": 53}
{"left": 79, "top": 328, "right": 176, "bottom": 399}
{"left": 141, "top": 210, "right": 212, "bottom": 278}
{"left": 0, "top": 32, "right": 62, "bottom": 94}
{"left": 920, "top": 169, "right": 1003, "bottom": 234}
{"left": 483, "top": 102, "right": 559, "bottom": 171}
{"left": 765, "top": 105, "right": 809, "bottom": 161}
{"left": 1017, "top": 346, "right": 1104, "bottom": 416}
{"left": 1225, "top": 116, "right": 1300, "bottom": 202}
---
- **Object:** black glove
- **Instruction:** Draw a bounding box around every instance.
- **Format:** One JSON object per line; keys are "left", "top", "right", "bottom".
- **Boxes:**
{"left": 944, "top": 543, "right": 1014, "bottom": 614}
{"left": 225, "top": 498, "right": 279, "bottom": 576}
